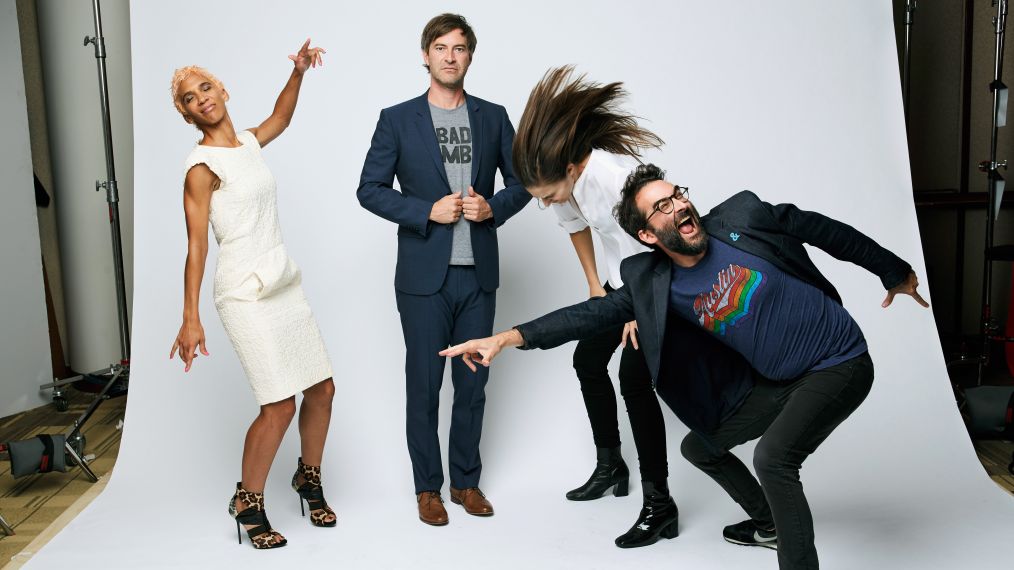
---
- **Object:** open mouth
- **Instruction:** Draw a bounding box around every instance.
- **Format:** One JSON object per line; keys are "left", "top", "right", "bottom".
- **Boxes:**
{"left": 676, "top": 212, "right": 696, "bottom": 236}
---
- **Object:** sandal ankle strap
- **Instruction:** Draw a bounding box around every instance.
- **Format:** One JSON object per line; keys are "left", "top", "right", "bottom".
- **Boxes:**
{"left": 234, "top": 482, "right": 264, "bottom": 512}
{"left": 297, "top": 457, "right": 322, "bottom": 487}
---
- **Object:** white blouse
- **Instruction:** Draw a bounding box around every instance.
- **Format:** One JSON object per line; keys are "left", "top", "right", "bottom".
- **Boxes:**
{"left": 553, "top": 149, "right": 650, "bottom": 288}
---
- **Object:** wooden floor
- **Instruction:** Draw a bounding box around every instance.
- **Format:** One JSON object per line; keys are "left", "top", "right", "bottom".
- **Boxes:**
{"left": 0, "top": 388, "right": 127, "bottom": 567}
{"left": 0, "top": 390, "right": 1011, "bottom": 568}
{"left": 974, "top": 439, "right": 1014, "bottom": 496}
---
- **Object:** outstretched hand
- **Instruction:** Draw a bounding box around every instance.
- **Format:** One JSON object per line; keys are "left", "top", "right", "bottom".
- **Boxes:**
{"left": 440, "top": 338, "right": 501, "bottom": 372}
{"left": 439, "top": 330, "right": 524, "bottom": 372}
{"left": 289, "top": 38, "right": 325, "bottom": 74}
{"left": 882, "top": 271, "right": 929, "bottom": 308}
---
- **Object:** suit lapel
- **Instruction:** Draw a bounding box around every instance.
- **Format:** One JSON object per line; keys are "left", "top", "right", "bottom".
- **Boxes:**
{"left": 413, "top": 92, "right": 451, "bottom": 191}
{"left": 465, "top": 94, "right": 483, "bottom": 186}
{"left": 651, "top": 254, "right": 672, "bottom": 348}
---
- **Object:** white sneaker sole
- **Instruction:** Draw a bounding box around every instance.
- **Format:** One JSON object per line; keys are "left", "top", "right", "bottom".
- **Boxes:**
{"left": 724, "top": 536, "right": 778, "bottom": 550}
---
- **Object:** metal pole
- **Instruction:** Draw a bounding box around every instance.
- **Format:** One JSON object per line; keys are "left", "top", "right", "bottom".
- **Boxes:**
{"left": 84, "top": 0, "right": 130, "bottom": 362}
{"left": 980, "top": 0, "right": 1009, "bottom": 383}
{"left": 903, "top": 0, "right": 917, "bottom": 115}
{"left": 65, "top": 367, "right": 123, "bottom": 442}
{"left": 958, "top": 0, "right": 976, "bottom": 337}
{"left": 63, "top": 441, "right": 99, "bottom": 482}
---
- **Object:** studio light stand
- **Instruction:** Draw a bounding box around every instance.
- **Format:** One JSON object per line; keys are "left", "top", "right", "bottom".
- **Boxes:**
{"left": 37, "top": 0, "right": 129, "bottom": 478}
{"left": 975, "top": 0, "right": 1011, "bottom": 386}
{"left": 56, "top": 365, "right": 126, "bottom": 483}
{"left": 932, "top": 0, "right": 1014, "bottom": 477}
{"left": 902, "top": 0, "right": 917, "bottom": 116}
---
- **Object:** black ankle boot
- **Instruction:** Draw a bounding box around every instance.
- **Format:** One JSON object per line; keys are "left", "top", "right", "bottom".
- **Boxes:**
{"left": 566, "top": 446, "right": 629, "bottom": 501}
{"left": 614, "top": 480, "right": 679, "bottom": 548}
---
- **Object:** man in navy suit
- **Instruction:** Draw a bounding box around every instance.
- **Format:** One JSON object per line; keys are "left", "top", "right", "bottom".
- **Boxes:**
{"left": 357, "top": 13, "right": 530, "bottom": 526}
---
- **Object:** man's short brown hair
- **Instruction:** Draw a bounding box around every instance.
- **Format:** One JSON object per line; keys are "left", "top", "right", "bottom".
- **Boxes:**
{"left": 421, "top": 13, "right": 477, "bottom": 60}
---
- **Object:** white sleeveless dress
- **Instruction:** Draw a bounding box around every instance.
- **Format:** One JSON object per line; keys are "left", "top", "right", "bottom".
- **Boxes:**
{"left": 183, "top": 130, "right": 332, "bottom": 405}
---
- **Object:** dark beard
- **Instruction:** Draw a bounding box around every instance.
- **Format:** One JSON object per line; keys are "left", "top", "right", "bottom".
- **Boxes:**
{"left": 655, "top": 207, "right": 707, "bottom": 255}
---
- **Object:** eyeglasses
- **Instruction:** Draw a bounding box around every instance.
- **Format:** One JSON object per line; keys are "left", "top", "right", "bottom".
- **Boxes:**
{"left": 645, "top": 186, "right": 690, "bottom": 222}
{"left": 536, "top": 197, "right": 549, "bottom": 210}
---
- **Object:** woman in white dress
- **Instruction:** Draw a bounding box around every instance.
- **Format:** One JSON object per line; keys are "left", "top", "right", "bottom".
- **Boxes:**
{"left": 169, "top": 39, "right": 334, "bottom": 549}
{"left": 511, "top": 66, "right": 678, "bottom": 548}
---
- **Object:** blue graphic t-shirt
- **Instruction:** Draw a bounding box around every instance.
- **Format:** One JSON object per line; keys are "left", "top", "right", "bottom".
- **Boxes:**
{"left": 669, "top": 237, "right": 867, "bottom": 380}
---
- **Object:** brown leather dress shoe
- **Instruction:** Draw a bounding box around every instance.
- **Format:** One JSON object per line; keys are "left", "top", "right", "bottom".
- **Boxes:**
{"left": 449, "top": 487, "right": 494, "bottom": 516}
{"left": 417, "top": 491, "right": 449, "bottom": 526}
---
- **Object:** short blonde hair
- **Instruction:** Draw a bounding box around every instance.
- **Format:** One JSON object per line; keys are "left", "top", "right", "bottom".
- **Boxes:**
{"left": 170, "top": 65, "right": 225, "bottom": 124}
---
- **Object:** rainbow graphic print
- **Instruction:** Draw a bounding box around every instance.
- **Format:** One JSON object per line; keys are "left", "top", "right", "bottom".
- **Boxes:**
{"left": 693, "top": 264, "right": 765, "bottom": 335}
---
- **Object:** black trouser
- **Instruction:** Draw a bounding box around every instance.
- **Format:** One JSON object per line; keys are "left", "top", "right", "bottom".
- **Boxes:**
{"left": 680, "top": 352, "right": 874, "bottom": 570}
{"left": 573, "top": 284, "right": 668, "bottom": 482}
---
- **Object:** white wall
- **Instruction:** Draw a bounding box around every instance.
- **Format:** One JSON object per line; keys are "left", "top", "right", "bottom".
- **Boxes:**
{"left": 36, "top": 0, "right": 134, "bottom": 372}
{"left": 22, "top": 1, "right": 1014, "bottom": 569}
{"left": 0, "top": 0, "right": 52, "bottom": 417}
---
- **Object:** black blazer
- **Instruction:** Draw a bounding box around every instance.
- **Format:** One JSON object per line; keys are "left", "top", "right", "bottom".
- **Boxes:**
{"left": 703, "top": 190, "right": 912, "bottom": 304}
{"left": 357, "top": 92, "right": 531, "bottom": 295}
{"left": 516, "top": 191, "right": 912, "bottom": 432}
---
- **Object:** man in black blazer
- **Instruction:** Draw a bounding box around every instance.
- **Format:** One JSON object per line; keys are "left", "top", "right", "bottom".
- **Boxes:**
{"left": 442, "top": 164, "right": 927, "bottom": 567}
{"left": 357, "top": 14, "right": 530, "bottom": 526}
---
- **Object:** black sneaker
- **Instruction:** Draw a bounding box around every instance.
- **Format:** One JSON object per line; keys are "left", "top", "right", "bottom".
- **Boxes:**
{"left": 723, "top": 519, "right": 777, "bottom": 550}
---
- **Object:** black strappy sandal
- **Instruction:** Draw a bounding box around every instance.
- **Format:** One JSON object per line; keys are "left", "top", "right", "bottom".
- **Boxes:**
{"left": 291, "top": 457, "right": 337, "bottom": 527}
{"left": 228, "top": 482, "right": 287, "bottom": 549}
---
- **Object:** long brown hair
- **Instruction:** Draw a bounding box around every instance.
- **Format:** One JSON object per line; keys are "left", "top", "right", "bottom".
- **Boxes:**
{"left": 513, "top": 66, "right": 662, "bottom": 188}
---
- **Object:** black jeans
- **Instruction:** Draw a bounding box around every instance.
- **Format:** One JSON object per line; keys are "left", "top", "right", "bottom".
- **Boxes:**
{"left": 680, "top": 352, "right": 875, "bottom": 570}
{"left": 572, "top": 284, "right": 668, "bottom": 482}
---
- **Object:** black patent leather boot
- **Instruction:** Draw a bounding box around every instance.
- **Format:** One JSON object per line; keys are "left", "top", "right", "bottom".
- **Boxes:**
{"left": 566, "top": 446, "right": 630, "bottom": 501}
{"left": 614, "top": 480, "right": 679, "bottom": 548}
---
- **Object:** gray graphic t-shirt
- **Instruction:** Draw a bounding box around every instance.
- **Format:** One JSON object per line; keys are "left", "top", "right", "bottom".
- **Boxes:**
{"left": 430, "top": 102, "right": 474, "bottom": 265}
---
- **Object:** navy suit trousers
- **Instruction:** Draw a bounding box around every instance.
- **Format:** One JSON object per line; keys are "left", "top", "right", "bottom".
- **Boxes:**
{"left": 396, "top": 266, "right": 495, "bottom": 493}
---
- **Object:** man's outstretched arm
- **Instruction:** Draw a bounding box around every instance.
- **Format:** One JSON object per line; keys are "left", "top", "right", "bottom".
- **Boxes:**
{"left": 760, "top": 195, "right": 928, "bottom": 308}
{"left": 440, "top": 285, "right": 636, "bottom": 371}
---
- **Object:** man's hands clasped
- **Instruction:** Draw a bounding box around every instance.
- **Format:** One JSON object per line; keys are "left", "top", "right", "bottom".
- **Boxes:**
{"left": 430, "top": 186, "right": 492, "bottom": 225}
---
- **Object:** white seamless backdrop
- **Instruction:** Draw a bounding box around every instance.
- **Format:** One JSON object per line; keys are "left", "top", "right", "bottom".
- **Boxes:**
{"left": 23, "top": 1, "right": 1014, "bottom": 569}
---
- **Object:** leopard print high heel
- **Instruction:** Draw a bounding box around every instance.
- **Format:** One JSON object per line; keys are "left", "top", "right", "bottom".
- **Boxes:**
{"left": 291, "top": 457, "right": 337, "bottom": 527}
{"left": 228, "top": 482, "right": 287, "bottom": 549}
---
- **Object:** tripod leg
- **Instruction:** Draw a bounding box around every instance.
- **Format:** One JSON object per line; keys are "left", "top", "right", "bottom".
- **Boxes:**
{"left": 64, "top": 441, "right": 99, "bottom": 483}
{"left": 0, "top": 511, "right": 14, "bottom": 536}
{"left": 64, "top": 366, "right": 125, "bottom": 443}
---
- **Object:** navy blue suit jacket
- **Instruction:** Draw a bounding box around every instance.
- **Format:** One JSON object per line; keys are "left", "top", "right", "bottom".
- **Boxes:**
{"left": 357, "top": 91, "right": 531, "bottom": 295}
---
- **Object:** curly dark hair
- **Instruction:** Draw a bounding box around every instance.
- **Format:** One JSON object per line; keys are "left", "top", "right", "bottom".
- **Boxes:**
{"left": 614, "top": 163, "right": 667, "bottom": 246}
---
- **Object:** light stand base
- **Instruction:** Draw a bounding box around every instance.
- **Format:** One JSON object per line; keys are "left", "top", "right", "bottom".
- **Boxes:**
{"left": 36, "top": 364, "right": 126, "bottom": 482}
{"left": 63, "top": 440, "right": 98, "bottom": 483}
